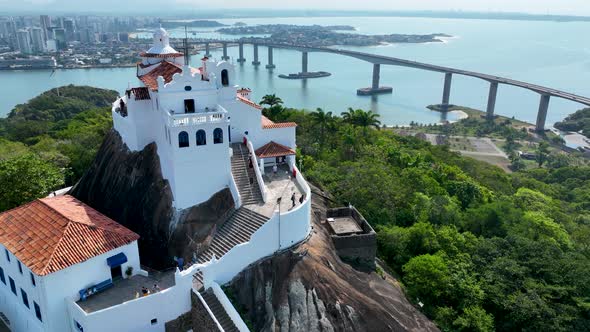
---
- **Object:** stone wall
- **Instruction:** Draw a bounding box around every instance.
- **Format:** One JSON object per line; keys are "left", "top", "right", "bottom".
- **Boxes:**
{"left": 327, "top": 206, "right": 377, "bottom": 269}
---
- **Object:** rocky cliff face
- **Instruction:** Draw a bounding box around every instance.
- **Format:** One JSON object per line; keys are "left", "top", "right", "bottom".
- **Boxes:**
{"left": 227, "top": 185, "right": 438, "bottom": 332}
{"left": 70, "top": 130, "right": 234, "bottom": 269}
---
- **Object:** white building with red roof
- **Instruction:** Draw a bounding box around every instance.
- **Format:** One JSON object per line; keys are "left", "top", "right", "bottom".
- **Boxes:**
{"left": 0, "top": 195, "right": 141, "bottom": 332}
{"left": 0, "top": 26, "right": 312, "bottom": 332}
{"left": 112, "top": 27, "right": 297, "bottom": 209}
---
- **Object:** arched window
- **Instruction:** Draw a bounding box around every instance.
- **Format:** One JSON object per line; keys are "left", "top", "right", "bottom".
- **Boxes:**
{"left": 214, "top": 128, "right": 223, "bottom": 144}
{"left": 196, "top": 130, "right": 206, "bottom": 146}
{"left": 221, "top": 69, "right": 229, "bottom": 86}
{"left": 178, "top": 131, "right": 189, "bottom": 148}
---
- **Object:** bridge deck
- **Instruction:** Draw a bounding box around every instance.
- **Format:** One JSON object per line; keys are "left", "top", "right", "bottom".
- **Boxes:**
{"left": 178, "top": 39, "right": 590, "bottom": 107}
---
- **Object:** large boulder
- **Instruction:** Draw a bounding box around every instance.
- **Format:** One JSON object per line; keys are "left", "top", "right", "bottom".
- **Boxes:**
{"left": 70, "top": 130, "right": 234, "bottom": 269}
{"left": 226, "top": 185, "right": 439, "bottom": 332}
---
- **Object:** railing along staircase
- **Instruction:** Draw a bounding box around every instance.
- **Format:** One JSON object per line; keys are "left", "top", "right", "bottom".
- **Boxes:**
{"left": 193, "top": 207, "right": 268, "bottom": 289}
{"left": 231, "top": 143, "right": 263, "bottom": 205}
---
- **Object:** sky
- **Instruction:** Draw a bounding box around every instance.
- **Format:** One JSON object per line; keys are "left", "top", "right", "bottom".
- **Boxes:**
{"left": 1, "top": 0, "right": 589, "bottom": 16}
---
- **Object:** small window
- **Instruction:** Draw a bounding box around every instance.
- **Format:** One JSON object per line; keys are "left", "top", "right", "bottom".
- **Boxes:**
{"left": 0, "top": 267, "right": 5, "bottom": 284}
{"left": 9, "top": 277, "right": 16, "bottom": 295}
{"left": 20, "top": 289, "right": 29, "bottom": 308}
{"left": 74, "top": 320, "right": 84, "bottom": 332}
{"left": 196, "top": 130, "right": 206, "bottom": 146}
{"left": 17, "top": 261, "right": 22, "bottom": 274}
{"left": 151, "top": 318, "right": 158, "bottom": 325}
{"left": 30, "top": 272, "right": 36, "bottom": 287}
{"left": 221, "top": 69, "right": 229, "bottom": 86}
{"left": 5, "top": 249, "right": 9, "bottom": 262}
{"left": 34, "top": 302, "right": 42, "bottom": 322}
{"left": 184, "top": 85, "right": 192, "bottom": 91}
{"left": 213, "top": 128, "right": 223, "bottom": 144}
{"left": 178, "top": 131, "right": 189, "bottom": 148}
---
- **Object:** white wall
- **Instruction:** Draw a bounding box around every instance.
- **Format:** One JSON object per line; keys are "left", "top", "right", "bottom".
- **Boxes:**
{"left": 69, "top": 266, "right": 198, "bottom": 332}
{"left": 167, "top": 119, "right": 232, "bottom": 209}
{"left": 0, "top": 244, "right": 44, "bottom": 332}
{"left": 0, "top": 241, "right": 140, "bottom": 332}
{"left": 202, "top": 165, "right": 311, "bottom": 286}
{"left": 44, "top": 242, "right": 141, "bottom": 332}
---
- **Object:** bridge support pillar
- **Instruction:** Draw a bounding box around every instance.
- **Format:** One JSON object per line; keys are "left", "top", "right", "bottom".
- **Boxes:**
{"left": 266, "top": 46, "right": 276, "bottom": 69}
{"left": 302, "top": 51, "right": 308, "bottom": 73}
{"left": 486, "top": 82, "right": 498, "bottom": 120}
{"left": 536, "top": 94, "right": 550, "bottom": 132}
{"left": 237, "top": 43, "right": 246, "bottom": 63}
{"left": 356, "top": 63, "right": 393, "bottom": 96}
{"left": 252, "top": 44, "right": 260, "bottom": 66}
{"left": 221, "top": 42, "right": 229, "bottom": 60}
{"left": 204, "top": 43, "right": 211, "bottom": 58}
{"left": 441, "top": 73, "right": 452, "bottom": 110}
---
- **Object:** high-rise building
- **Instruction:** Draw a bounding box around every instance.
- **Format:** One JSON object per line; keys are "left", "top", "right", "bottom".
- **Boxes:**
{"left": 31, "top": 27, "right": 45, "bottom": 53}
{"left": 118, "top": 32, "right": 129, "bottom": 43}
{"left": 40, "top": 15, "right": 51, "bottom": 40}
{"left": 16, "top": 29, "right": 32, "bottom": 54}
{"left": 64, "top": 18, "right": 76, "bottom": 41}
{"left": 53, "top": 28, "right": 66, "bottom": 50}
{"left": 79, "top": 28, "right": 95, "bottom": 44}
{"left": 0, "top": 20, "right": 9, "bottom": 38}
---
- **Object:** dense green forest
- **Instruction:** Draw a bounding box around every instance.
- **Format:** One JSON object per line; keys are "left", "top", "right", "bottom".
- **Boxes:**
{"left": 262, "top": 98, "right": 590, "bottom": 332}
{"left": 2, "top": 88, "right": 589, "bottom": 331}
{"left": 0, "top": 85, "right": 117, "bottom": 211}
{"left": 555, "top": 107, "right": 590, "bottom": 138}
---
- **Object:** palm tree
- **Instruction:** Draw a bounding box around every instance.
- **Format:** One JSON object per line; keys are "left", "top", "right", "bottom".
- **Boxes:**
{"left": 260, "top": 94, "right": 283, "bottom": 108}
{"left": 310, "top": 108, "right": 335, "bottom": 148}
{"left": 341, "top": 108, "right": 381, "bottom": 129}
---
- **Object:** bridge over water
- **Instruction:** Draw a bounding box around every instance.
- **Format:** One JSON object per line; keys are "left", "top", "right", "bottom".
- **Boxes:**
{"left": 178, "top": 39, "right": 590, "bottom": 131}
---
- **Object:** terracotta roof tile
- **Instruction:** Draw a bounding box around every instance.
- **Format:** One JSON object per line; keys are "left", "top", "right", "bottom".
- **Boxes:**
{"left": 255, "top": 141, "right": 296, "bottom": 158}
{"left": 138, "top": 61, "right": 183, "bottom": 91}
{"left": 237, "top": 95, "right": 263, "bottom": 110}
{"left": 261, "top": 115, "right": 297, "bottom": 129}
{"left": 140, "top": 52, "right": 184, "bottom": 58}
{"left": 0, "top": 195, "right": 139, "bottom": 276}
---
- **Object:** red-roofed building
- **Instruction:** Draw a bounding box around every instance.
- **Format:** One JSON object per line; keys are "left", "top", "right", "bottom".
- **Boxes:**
{"left": 0, "top": 195, "right": 142, "bottom": 332}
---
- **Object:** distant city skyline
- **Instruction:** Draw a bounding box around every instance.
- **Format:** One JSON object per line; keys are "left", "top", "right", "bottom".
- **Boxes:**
{"left": 1, "top": 0, "right": 590, "bottom": 16}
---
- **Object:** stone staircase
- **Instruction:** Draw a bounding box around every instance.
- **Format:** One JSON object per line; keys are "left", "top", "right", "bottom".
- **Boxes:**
{"left": 200, "top": 288, "right": 240, "bottom": 332}
{"left": 193, "top": 207, "right": 268, "bottom": 289}
{"left": 231, "top": 143, "right": 263, "bottom": 205}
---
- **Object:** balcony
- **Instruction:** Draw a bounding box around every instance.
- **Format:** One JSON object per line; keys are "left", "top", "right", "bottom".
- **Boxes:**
{"left": 164, "top": 105, "right": 228, "bottom": 128}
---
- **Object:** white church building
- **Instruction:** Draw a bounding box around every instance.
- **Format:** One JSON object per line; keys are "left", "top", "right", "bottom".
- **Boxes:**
{"left": 113, "top": 27, "right": 297, "bottom": 209}
{"left": 0, "top": 27, "right": 311, "bottom": 332}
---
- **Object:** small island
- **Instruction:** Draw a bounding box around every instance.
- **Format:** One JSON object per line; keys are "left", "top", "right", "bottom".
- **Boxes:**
{"left": 161, "top": 20, "right": 227, "bottom": 29}
{"left": 217, "top": 24, "right": 450, "bottom": 47}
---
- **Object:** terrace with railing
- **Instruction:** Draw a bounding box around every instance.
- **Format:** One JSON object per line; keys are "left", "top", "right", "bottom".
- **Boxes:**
{"left": 163, "top": 105, "right": 229, "bottom": 128}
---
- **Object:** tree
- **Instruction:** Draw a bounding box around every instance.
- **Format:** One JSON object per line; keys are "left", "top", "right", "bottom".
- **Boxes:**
{"left": 536, "top": 141, "right": 550, "bottom": 167}
{"left": 309, "top": 108, "right": 335, "bottom": 149}
{"left": 259, "top": 94, "right": 283, "bottom": 108}
{"left": 0, "top": 153, "right": 65, "bottom": 212}
{"left": 341, "top": 108, "right": 381, "bottom": 129}
{"left": 403, "top": 254, "right": 450, "bottom": 303}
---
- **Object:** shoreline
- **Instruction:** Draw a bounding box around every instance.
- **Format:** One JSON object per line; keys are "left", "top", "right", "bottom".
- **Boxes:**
{"left": 0, "top": 64, "right": 137, "bottom": 72}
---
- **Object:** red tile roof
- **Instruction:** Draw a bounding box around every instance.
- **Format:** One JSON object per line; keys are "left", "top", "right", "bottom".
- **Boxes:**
{"left": 138, "top": 61, "right": 183, "bottom": 91}
{"left": 261, "top": 115, "right": 297, "bottom": 129}
{"left": 255, "top": 141, "right": 296, "bottom": 158}
{"left": 0, "top": 195, "right": 139, "bottom": 276}
{"left": 237, "top": 95, "right": 263, "bottom": 110}
{"left": 140, "top": 52, "right": 184, "bottom": 58}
